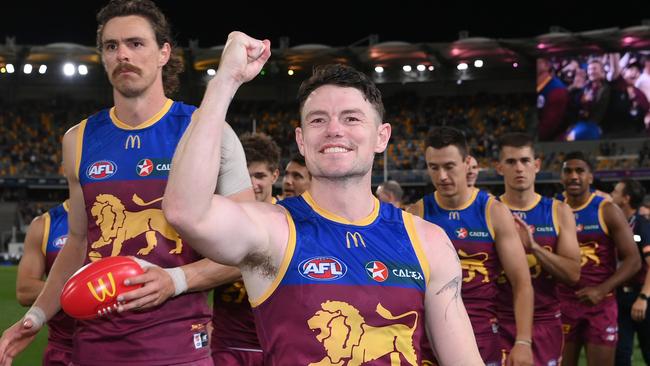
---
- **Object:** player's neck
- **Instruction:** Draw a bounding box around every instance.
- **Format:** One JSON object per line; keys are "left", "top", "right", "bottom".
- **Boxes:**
{"left": 112, "top": 85, "right": 168, "bottom": 127}
{"left": 309, "top": 177, "right": 376, "bottom": 223}
{"left": 502, "top": 188, "right": 538, "bottom": 210}
{"left": 621, "top": 205, "right": 636, "bottom": 220}
{"left": 438, "top": 186, "right": 474, "bottom": 210}
{"left": 566, "top": 190, "right": 592, "bottom": 209}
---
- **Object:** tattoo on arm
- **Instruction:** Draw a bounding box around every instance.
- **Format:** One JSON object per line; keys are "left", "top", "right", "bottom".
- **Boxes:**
{"left": 436, "top": 275, "right": 461, "bottom": 320}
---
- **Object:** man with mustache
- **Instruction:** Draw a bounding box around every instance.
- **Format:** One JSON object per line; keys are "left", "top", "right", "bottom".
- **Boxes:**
{"left": 0, "top": 1, "right": 252, "bottom": 365}
{"left": 558, "top": 151, "right": 640, "bottom": 366}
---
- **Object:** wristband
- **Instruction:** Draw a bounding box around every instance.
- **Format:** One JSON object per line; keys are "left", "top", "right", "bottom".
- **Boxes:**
{"left": 164, "top": 267, "right": 188, "bottom": 297}
{"left": 25, "top": 306, "right": 46, "bottom": 329}
{"left": 515, "top": 339, "right": 532, "bottom": 347}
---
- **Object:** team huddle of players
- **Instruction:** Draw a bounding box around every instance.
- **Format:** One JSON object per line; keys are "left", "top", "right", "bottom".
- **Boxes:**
{"left": 2, "top": 1, "right": 650, "bottom": 366}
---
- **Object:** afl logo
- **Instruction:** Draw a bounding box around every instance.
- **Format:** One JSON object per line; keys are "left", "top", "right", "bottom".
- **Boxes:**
{"left": 86, "top": 160, "right": 117, "bottom": 180}
{"left": 53, "top": 235, "right": 68, "bottom": 248}
{"left": 299, "top": 256, "right": 347, "bottom": 281}
{"left": 136, "top": 159, "right": 154, "bottom": 177}
{"left": 456, "top": 227, "right": 468, "bottom": 239}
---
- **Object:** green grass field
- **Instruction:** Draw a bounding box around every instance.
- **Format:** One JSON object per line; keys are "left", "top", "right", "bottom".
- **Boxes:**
{"left": 0, "top": 266, "right": 47, "bottom": 366}
{"left": 0, "top": 265, "right": 646, "bottom": 365}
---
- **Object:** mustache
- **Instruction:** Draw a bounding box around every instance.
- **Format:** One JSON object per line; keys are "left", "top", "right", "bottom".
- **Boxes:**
{"left": 113, "top": 63, "right": 141, "bottom": 77}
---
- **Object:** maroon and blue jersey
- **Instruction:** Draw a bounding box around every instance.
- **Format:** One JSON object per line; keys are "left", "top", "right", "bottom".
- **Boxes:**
{"left": 496, "top": 195, "right": 562, "bottom": 322}
{"left": 421, "top": 189, "right": 500, "bottom": 337}
{"left": 559, "top": 194, "right": 616, "bottom": 300}
{"left": 74, "top": 100, "right": 211, "bottom": 365}
{"left": 42, "top": 201, "right": 75, "bottom": 351}
{"left": 253, "top": 192, "right": 430, "bottom": 365}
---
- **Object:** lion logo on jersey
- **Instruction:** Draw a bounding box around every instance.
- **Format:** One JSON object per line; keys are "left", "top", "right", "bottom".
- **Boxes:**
{"left": 579, "top": 241, "right": 600, "bottom": 266}
{"left": 307, "top": 300, "right": 418, "bottom": 366}
{"left": 458, "top": 249, "right": 490, "bottom": 283}
{"left": 88, "top": 193, "right": 182, "bottom": 259}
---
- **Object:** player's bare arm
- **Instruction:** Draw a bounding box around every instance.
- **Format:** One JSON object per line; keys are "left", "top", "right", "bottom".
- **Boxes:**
{"left": 492, "top": 200, "right": 534, "bottom": 366}
{"left": 16, "top": 216, "right": 47, "bottom": 306}
{"left": 514, "top": 201, "right": 581, "bottom": 285}
{"left": 577, "top": 201, "right": 640, "bottom": 304}
{"left": 411, "top": 215, "right": 483, "bottom": 365}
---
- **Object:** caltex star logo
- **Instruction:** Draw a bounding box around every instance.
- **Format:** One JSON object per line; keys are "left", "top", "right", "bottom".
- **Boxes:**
{"left": 456, "top": 227, "right": 468, "bottom": 239}
{"left": 137, "top": 159, "right": 154, "bottom": 177}
{"left": 365, "top": 261, "right": 388, "bottom": 282}
{"left": 576, "top": 224, "right": 584, "bottom": 232}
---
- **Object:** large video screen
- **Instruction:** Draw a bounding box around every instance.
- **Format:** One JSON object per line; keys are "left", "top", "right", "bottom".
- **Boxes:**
{"left": 536, "top": 51, "right": 650, "bottom": 141}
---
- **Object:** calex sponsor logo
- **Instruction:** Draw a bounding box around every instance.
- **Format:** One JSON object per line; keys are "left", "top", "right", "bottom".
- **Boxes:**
{"left": 53, "top": 235, "right": 68, "bottom": 248}
{"left": 456, "top": 227, "right": 468, "bottom": 239}
{"left": 136, "top": 159, "right": 154, "bottom": 177}
{"left": 87, "top": 160, "right": 117, "bottom": 180}
{"left": 365, "top": 261, "right": 389, "bottom": 282}
{"left": 136, "top": 158, "right": 171, "bottom": 177}
{"left": 583, "top": 224, "right": 600, "bottom": 231}
{"left": 535, "top": 226, "right": 554, "bottom": 233}
{"left": 469, "top": 230, "right": 489, "bottom": 238}
{"left": 299, "top": 256, "right": 347, "bottom": 281}
{"left": 392, "top": 268, "right": 424, "bottom": 281}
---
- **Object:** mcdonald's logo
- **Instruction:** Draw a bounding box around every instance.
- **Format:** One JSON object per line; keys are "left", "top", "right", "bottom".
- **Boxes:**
{"left": 345, "top": 232, "right": 366, "bottom": 249}
{"left": 87, "top": 272, "right": 117, "bottom": 302}
{"left": 448, "top": 211, "right": 460, "bottom": 220}
{"left": 124, "top": 135, "right": 141, "bottom": 149}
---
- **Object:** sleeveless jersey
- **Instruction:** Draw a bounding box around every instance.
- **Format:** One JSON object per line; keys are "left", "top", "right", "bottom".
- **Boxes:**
{"left": 74, "top": 99, "right": 211, "bottom": 365}
{"left": 42, "top": 201, "right": 75, "bottom": 350}
{"left": 496, "top": 195, "right": 561, "bottom": 322}
{"left": 559, "top": 194, "right": 616, "bottom": 299}
{"left": 253, "top": 192, "right": 430, "bottom": 365}
{"left": 422, "top": 189, "right": 500, "bottom": 336}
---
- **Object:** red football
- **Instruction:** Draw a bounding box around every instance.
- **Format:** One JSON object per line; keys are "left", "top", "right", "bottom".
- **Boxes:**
{"left": 61, "top": 256, "right": 144, "bottom": 319}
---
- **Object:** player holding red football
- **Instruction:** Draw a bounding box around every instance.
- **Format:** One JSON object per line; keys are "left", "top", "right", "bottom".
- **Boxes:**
{"left": 0, "top": 1, "right": 252, "bottom": 365}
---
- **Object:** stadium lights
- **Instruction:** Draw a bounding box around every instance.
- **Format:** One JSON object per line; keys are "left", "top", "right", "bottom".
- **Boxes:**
{"left": 38, "top": 65, "right": 47, "bottom": 74}
{"left": 428, "top": 65, "right": 435, "bottom": 71}
{"left": 416, "top": 64, "right": 426, "bottom": 72}
{"left": 402, "top": 65, "right": 412, "bottom": 72}
{"left": 206, "top": 68, "right": 216, "bottom": 76}
{"left": 512, "top": 62, "right": 519, "bottom": 68}
{"left": 78, "top": 65, "right": 88, "bottom": 75}
{"left": 474, "top": 60, "right": 484, "bottom": 68}
{"left": 63, "top": 63, "right": 76, "bottom": 76}
{"left": 457, "top": 62, "right": 468, "bottom": 71}
{"left": 374, "top": 66, "right": 384, "bottom": 74}
{"left": 23, "top": 64, "right": 33, "bottom": 74}
{"left": 6, "top": 64, "right": 15, "bottom": 74}
{"left": 288, "top": 69, "right": 294, "bottom": 76}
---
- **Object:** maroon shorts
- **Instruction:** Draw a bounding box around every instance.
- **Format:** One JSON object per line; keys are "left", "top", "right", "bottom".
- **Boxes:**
{"left": 499, "top": 317, "right": 563, "bottom": 366}
{"left": 71, "top": 356, "right": 213, "bottom": 366}
{"left": 476, "top": 333, "right": 502, "bottom": 366}
{"left": 212, "top": 347, "right": 263, "bottom": 366}
{"left": 561, "top": 296, "right": 618, "bottom": 346}
{"left": 43, "top": 344, "right": 72, "bottom": 366}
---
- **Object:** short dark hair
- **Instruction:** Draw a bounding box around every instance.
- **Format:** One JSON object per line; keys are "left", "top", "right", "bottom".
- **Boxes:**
{"left": 498, "top": 132, "right": 535, "bottom": 152}
{"left": 620, "top": 178, "right": 646, "bottom": 210}
{"left": 426, "top": 126, "right": 469, "bottom": 158}
{"left": 297, "top": 64, "right": 385, "bottom": 122}
{"left": 288, "top": 154, "right": 306, "bottom": 168}
{"left": 563, "top": 151, "right": 594, "bottom": 171}
{"left": 96, "top": 0, "right": 183, "bottom": 95}
{"left": 378, "top": 180, "right": 403, "bottom": 201}
{"left": 240, "top": 132, "right": 281, "bottom": 172}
